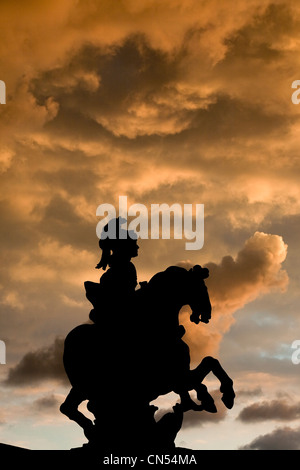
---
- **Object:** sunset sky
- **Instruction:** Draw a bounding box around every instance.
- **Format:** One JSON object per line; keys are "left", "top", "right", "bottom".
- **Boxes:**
{"left": 1, "top": 0, "right": 300, "bottom": 450}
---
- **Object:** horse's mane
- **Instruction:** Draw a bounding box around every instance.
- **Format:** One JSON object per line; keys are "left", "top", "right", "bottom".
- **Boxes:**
{"left": 147, "top": 266, "right": 188, "bottom": 288}
{"left": 145, "top": 265, "right": 209, "bottom": 292}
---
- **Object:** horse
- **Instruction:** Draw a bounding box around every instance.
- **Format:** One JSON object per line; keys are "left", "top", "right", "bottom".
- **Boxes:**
{"left": 60, "top": 265, "right": 235, "bottom": 444}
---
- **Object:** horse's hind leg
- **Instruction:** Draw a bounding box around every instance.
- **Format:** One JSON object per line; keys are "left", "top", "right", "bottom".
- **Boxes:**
{"left": 60, "top": 387, "right": 95, "bottom": 439}
{"left": 190, "top": 356, "right": 235, "bottom": 409}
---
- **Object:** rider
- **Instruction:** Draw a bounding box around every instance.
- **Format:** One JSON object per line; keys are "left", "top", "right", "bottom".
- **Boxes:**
{"left": 85, "top": 217, "right": 139, "bottom": 324}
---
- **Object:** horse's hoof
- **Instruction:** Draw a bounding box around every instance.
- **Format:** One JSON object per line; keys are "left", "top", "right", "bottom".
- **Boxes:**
{"left": 172, "top": 403, "right": 184, "bottom": 416}
{"left": 180, "top": 401, "right": 195, "bottom": 412}
{"left": 179, "top": 397, "right": 203, "bottom": 412}
{"left": 190, "top": 402, "right": 204, "bottom": 412}
{"left": 84, "top": 422, "right": 96, "bottom": 441}
{"left": 221, "top": 392, "right": 235, "bottom": 409}
{"left": 196, "top": 384, "right": 217, "bottom": 413}
{"left": 199, "top": 396, "right": 217, "bottom": 413}
{"left": 202, "top": 400, "right": 217, "bottom": 413}
{"left": 220, "top": 384, "right": 235, "bottom": 409}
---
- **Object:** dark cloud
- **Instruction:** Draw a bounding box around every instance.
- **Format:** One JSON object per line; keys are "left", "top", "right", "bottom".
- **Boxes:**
{"left": 32, "top": 393, "right": 61, "bottom": 411}
{"left": 223, "top": 3, "right": 293, "bottom": 61}
{"left": 236, "top": 387, "right": 263, "bottom": 398}
{"left": 238, "top": 398, "right": 300, "bottom": 422}
{"left": 5, "top": 337, "right": 67, "bottom": 386}
{"left": 30, "top": 35, "right": 185, "bottom": 140}
{"left": 182, "top": 399, "right": 227, "bottom": 428}
{"left": 186, "top": 95, "right": 290, "bottom": 144}
{"left": 155, "top": 390, "right": 227, "bottom": 429}
{"left": 240, "top": 426, "right": 300, "bottom": 450}
{"left": 37, "top": 193, "right": 95, "bottom": 250}
{"left": 182, "top": 408, "right": 225, "bottom": 428}
{"left": 28, "top": 31, "right": 292, "bottom": 149}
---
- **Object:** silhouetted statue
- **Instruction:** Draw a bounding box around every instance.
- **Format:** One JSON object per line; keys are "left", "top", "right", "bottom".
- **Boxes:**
{"left": 60, "top": 218, "right": 235, "bottom": 452}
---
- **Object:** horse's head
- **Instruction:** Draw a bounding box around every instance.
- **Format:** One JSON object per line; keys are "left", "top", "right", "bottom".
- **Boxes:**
{"left": 187, "top": 265, "right": 211, "bottom": 325}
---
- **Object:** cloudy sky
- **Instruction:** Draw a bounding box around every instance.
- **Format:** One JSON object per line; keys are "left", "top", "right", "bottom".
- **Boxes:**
{"left": 0, "top": 0, "right": 300, "bottom": 450}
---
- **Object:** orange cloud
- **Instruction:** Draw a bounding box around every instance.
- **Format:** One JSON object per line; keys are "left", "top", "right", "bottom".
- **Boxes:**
{"left": 180, "top": 232, "right": 288, "bottom": 364}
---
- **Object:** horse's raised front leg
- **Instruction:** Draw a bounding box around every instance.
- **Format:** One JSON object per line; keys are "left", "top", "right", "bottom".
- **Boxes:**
{"left": 190, "top": 356, "right": 235, "bottom": 409}
{"left": 177, "top": 389, "right": 205, "bottom": 412}
{"left": 60, "top": 387, "right": 95, "bottom": 440}
{"left": 173, "top": 374, "right": 216, "bottom": 413}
